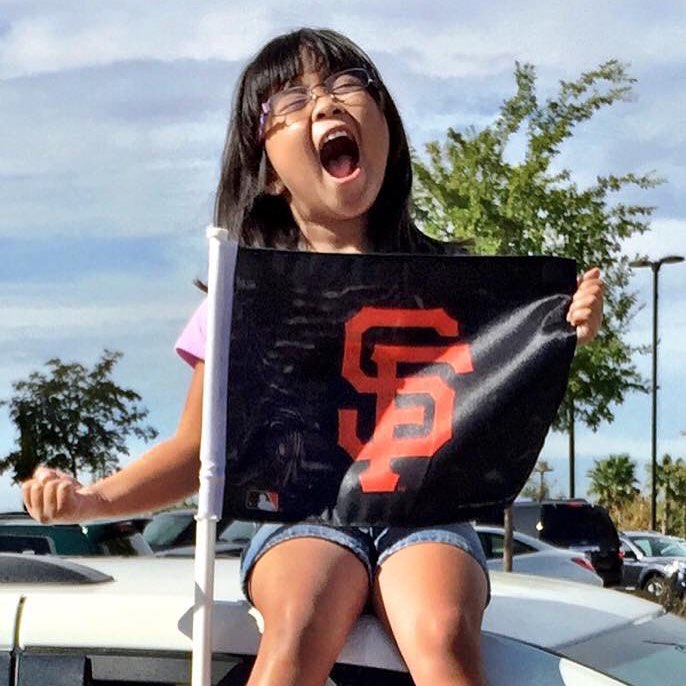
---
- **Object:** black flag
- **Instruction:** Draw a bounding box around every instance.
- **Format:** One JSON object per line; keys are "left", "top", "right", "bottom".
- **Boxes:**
{"left": 219, "top": 248, "right": 576, "bottom": 525}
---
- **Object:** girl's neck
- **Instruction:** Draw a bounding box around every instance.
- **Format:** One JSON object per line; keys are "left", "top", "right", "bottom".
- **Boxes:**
{"left": 297, "top": 219, "right": 370, "bottom": 254}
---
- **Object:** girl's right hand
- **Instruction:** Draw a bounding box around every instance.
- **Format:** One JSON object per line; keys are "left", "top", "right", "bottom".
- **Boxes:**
{"left": 21, "top": 467, "right": 103, "bottom": 524}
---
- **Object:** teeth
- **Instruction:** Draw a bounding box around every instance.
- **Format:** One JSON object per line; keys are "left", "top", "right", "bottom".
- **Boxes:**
{"left": 322, "top": 129, "right": 353, "bottom": 146}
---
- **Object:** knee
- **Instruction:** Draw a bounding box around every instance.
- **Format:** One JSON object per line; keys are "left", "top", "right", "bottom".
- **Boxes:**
{"left": 413, "top": 606, "right": 482, "bottom": 658}
{"left": 262, "top": 600, "right": 321, "bottom": 654}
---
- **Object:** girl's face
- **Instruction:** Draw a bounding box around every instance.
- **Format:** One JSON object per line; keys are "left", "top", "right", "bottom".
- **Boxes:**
{"left": 262, "top": 65, "right": 390, "bottom": 245}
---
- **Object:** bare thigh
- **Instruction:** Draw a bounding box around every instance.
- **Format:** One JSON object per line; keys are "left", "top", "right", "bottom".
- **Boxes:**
{"left": 247, "top": 537, "right": 370, "bottom": 686}
{"left": 373, "top": 543, "right": 488, "bottom": 686}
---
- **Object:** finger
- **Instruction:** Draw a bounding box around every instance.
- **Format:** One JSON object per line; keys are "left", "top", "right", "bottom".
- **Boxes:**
{"left": 568, "top": 307, "right": 593, "bottom": 326}
{"left": 34, "top": 466, "right": 68, "bottom": 484}
{"left": 56, "top": 480, "right": 78, "bottom": 518}
{"left": 580, "top": 267, "right": 601, "bottom": 281}
{"left": 27, "top": 481, "right": 48, "bottom": 523}
{"left": 568, "top": 294, "right": 596, "bottom": 314}
{"left": 41, "top": 479, "right": 59, "bottom": 522}
{"left": 570, "top": 295, "right": 600, "bottom": 313}
{"left": 577, "top": 327, "right": 592, "bottom": 346}
{"left": 574, "top": 279, "right": 604, "bottom": 297}
{"left": 576, "top": 270, "right": 603, "bottom": 293}
{"left": 21, "top": 481, "right": 37, "bottom": 518}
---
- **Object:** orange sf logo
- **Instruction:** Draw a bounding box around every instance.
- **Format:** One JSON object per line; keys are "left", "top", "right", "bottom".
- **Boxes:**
{"left": 338, "top": 307, "right": 474, "bottom": 493}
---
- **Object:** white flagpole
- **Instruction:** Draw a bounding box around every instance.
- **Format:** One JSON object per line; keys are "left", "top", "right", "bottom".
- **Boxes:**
{"left": 191, "top": 226, "right": 237, "bottom": 686}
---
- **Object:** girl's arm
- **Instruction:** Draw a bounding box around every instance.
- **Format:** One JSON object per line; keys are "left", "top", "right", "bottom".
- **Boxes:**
{"left": 567, "top": 267, "right": 604, "bottom": 346}
{"left": 22, "top": 362, "right": 205, "bottom": 524}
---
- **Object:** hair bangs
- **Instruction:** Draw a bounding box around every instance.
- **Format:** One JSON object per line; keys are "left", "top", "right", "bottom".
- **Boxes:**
{"left": 241, "top": 29, "right": 378, "bottom": 127}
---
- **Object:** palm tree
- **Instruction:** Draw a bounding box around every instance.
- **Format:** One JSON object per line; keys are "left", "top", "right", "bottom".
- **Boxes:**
{"left": 656, "top": 454, "right": 686, "bottom": 536}
{"left": 521, "top": 460, "right": 555, "bottom": 501}
{"left": 587, "top": 454, "right": 639, "bottom": 522}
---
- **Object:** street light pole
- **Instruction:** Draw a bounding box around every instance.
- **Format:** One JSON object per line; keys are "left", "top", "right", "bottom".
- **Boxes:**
{"left": 630, "top": 255, "right": 684, "bottom": 531}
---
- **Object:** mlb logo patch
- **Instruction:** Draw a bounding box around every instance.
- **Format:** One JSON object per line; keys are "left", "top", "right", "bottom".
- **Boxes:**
{"left": 246, "top": 490, "right": 280, "bottom": 513}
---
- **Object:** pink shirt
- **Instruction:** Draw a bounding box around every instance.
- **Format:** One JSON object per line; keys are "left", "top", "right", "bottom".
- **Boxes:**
{"left": 175, "top": 299, "right": 208, "bottom": 367}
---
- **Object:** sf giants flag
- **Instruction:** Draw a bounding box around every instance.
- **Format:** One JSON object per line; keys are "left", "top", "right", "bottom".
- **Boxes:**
{"left": 219, "top": 247, "right": 577, "bottom": 525}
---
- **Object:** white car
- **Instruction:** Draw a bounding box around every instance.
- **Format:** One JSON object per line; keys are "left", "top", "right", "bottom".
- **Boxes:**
{"left": 2, "top": 552, "right": 685, "bottom": 685}
{"left": 475, "top": 524, "right": 603, "bottom": 585}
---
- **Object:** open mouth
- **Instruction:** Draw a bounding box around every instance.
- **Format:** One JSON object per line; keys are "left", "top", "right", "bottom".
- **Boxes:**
{"left": 319, "top": 130, "right": 360, "bottom": 179}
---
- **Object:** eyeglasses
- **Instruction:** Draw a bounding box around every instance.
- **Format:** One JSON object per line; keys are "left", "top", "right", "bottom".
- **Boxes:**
{"left": 259, "top": 68, "right": 374, "bottom": 139}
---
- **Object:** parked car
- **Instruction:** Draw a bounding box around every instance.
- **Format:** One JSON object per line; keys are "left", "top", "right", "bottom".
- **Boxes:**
{"left": 0, "top": 512, "right": 152, "bottom": 557}
{"left": 1, "top": 552, "right": 685, "bottom": 685}
{"left": 475, "top": 525, "right": 602, "bottom": 585}
{"left": 143, "top": 509, "right": 257, "bottom": 554}
{"left": 477, "top": 499, "right": 623, "bottom": 586}
{"left": 619, "top": 530, "right": 686, "bottom": 598}
{"left": 154, "top": 520, "right": 260, "bottom": 558}
{"left": 143, "top": 509, "right": 259, "bottom": 557}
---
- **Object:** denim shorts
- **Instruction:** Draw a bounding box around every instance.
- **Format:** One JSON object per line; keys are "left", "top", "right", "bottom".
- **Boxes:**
{"left": 240, "top": 521, "right": 490, "bottom": 604}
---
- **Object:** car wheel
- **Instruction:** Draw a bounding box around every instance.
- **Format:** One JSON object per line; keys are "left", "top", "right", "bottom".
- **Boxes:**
{"left": 643, "top": 574, "right": 666, "bottom": 598}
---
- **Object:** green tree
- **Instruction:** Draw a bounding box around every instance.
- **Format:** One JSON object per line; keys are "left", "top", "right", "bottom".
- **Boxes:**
{"left": 587, "top": 453, "right": 639, "bottom": 521}
{"left": 0, "top": 350, "right": 158, "bottom": 482}
{"left": 412, "top": 60, "right": 656, "bottom": 489}
{"left": 655, "top": 454, "right": 686, "bottom": 536}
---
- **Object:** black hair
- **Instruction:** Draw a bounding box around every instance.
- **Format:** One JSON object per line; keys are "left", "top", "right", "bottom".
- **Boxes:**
{"left": 214, "top": 27, "right": 462, "bottom": 256}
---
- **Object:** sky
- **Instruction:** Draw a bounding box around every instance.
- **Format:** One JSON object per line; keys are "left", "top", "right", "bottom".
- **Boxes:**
{"left": 1, "top": 0, "right": 685, "bottom": 511}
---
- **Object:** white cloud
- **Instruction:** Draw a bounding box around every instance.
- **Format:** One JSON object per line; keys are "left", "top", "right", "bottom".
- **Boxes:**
{"left": 623, "top": 218, "right": 686, "bottom": 260}
{"left": 2, "top": 1, "right": 686, "bottom": 81}
{"left": 0, "top": 3, "right": 275, "bottom": 79}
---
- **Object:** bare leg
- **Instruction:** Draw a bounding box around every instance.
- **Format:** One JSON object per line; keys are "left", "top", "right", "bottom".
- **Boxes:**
{"left": 373, "top": 543, "right": 488, "bottom": 686}
{"left": 247, "top": 537, "right": 369, "bottom": 686}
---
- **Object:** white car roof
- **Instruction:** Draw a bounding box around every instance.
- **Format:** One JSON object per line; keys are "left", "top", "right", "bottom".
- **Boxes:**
{"left": 4, "top": 556, "right": 662, "bottom": 673}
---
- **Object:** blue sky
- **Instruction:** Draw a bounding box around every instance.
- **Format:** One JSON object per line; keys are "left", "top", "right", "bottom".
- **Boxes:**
{"left": 1, "top": 1, "right": 685, "bottom": 510}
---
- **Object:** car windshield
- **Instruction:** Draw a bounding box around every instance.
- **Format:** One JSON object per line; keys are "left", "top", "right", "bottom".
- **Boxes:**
{"left": 629, "top": 536, "right": 686, "bottom": 557}
{"left": 143, "top": 514, "right": 191, "bottom": 547}
{"left": 559, "top": 612, "right": 686, "bottom": 686}
{"left": 542, "top": 506, "right": 617, "bottom": 547}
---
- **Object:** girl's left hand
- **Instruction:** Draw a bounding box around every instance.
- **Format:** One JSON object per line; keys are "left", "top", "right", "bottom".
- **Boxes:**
{"left": 567, "top": 267, "right": 604, "bottom": 346}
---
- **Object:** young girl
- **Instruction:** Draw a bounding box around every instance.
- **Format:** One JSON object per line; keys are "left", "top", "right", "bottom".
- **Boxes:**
{"left": 22, "top": 28, "right": 604, "bottom": 686}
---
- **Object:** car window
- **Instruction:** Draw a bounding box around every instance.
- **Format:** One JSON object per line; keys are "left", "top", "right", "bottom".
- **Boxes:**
{"left": 477, "top": 533, "right": 536, "bottom": 559}
{"left": 0, "top": 534, "right": 55, "bottom": 555}
{"left": 218, "top": 521, "right": 258, "bottom": 543}
{"left": 620, "top": 541, "right": 636, "bottom": 557}
{"left": 17, "top": 525, "right": 95, "bottom": 555}
{"left": 539, "top": 506, "right": 618, "bottom": 547}
{"left": 631, "top": 538, "right": 653, "bottom": 556}
{"left": 662, "top": 541, "right": 686, "bottom": 556}
{"left": 512, "top": 506, "right": 541, "bottom": 535}
{"left": 100, "top": 532, "right": 151, "bottom": 556}
{"left": 143, "top": 513, "right": 193, "bottom": 547}
{"left": 630, "top": 536, "right": 686, "bottom": 558}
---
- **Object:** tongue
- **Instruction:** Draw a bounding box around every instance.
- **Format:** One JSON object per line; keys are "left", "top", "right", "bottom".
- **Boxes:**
{"left": 326, "top": 155, "right": 356, "bottom": 179}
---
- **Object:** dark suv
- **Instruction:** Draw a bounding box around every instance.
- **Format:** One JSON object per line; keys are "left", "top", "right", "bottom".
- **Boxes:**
{"left": 0, "top": 512, "right": 152, "bottom": 556}
{"left": 477, "top": 499, "right": 623, "bottom": 586}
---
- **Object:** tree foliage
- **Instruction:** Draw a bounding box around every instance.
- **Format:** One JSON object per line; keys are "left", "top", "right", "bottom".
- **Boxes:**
{"left": 412, "top": 59, "right": 658, "bottom": 433}
{"left": 0, "top": 350, "right": 158, "bottom": 482}
{"left": 587, "top": 453, "right": 640, "bottom": 520}
{"left": 655, "top": 454, "right": 686, "bottom": 535}
{"left": 584, "top": 452, "right": 686, "bottom": 536}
